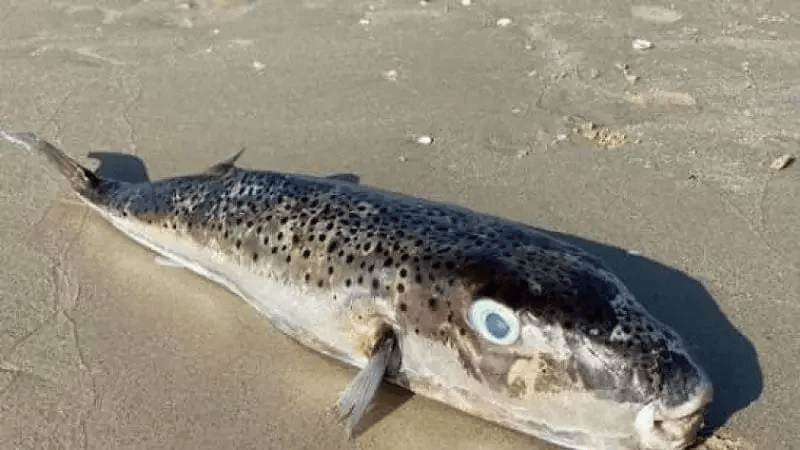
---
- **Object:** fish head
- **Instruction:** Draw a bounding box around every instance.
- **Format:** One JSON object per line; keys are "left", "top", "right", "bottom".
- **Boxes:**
{"left": 396, "top": 251, "right": 712, "bottom": 449}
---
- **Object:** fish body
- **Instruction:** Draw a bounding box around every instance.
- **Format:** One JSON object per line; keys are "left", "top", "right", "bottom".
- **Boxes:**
{"left": 3, "top": 132, "right": 713, "bottom": 450}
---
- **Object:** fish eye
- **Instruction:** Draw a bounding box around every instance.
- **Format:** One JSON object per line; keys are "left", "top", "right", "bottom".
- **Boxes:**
{"left": 468, "top": 298, "right": 520, "bottom": 346}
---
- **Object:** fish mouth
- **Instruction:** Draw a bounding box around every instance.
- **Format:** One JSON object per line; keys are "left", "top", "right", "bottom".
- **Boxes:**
{"left": 635, "top": 380, "right": 713, "bottom": 449}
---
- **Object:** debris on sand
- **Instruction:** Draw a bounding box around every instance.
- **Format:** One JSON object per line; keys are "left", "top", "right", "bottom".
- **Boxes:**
{"left": 614, "top": 62, "right": 639, "bottom": 84}
{"left": 632, "top": 39, "right": 653, "bottom": 50}
{"left": 574, "top": 121, "right": 627, "bottom": 149}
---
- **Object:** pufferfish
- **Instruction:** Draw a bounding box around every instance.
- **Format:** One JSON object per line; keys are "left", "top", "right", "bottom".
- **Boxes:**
{"left": 2, "top": 131, "right": 713, "bottom": 449}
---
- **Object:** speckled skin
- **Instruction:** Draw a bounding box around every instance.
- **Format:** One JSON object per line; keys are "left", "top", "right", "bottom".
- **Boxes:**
{"left": 10, "top": 132, "right": 713, "bottom": 450}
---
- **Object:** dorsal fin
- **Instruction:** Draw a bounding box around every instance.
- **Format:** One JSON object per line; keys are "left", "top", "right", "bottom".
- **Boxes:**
{"left": 203, "top": 148, "right": 245, "bottom": 177}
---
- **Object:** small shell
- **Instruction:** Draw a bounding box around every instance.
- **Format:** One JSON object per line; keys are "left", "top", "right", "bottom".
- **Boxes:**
{"left": 770, "top": 154, "right": 795, "bottom": 170}
{"left": 383, "top": 70, "right": 398, "bottom": 81}
{"left": 632, "top": 39, "right": 653, "bottom": 50}
{"left": 496, "top": 18, "right": 512, "bottom": 27}
{"left": 416, "top": 135, "right": 434, "bottom": 145}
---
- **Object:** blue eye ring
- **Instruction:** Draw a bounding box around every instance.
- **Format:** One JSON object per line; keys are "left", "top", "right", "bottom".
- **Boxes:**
{"left": 468, "top": 298, "right": 520, "bottom": 346}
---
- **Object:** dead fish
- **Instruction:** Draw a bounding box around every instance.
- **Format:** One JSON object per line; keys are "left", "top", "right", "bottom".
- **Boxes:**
{"left": 2, "top": 131, "right": 713, "bottom": 449}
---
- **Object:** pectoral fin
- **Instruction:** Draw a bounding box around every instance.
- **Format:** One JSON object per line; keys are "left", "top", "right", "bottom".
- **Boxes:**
{"left": 336, "top": 329, "right": 398, "bottom": 436}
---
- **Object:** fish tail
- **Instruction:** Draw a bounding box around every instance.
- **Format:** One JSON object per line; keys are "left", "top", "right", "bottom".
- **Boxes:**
{"left": 2, "top": 131, "right": 102, "bottom": 195}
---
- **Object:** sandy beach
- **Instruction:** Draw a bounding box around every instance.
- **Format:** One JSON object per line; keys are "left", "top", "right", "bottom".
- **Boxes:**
{"left": 0, "top": 1, "right": 797, "bottom": 449}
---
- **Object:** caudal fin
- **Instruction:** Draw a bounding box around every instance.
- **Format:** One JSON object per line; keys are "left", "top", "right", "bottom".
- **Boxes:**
{"left": 1, "top": 131, "right": 102, "bottom": 194}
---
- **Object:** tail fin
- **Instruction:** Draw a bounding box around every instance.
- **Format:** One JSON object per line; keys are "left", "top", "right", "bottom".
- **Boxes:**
{"left": 1, "top": 131, "right": 102, "bottom": 194}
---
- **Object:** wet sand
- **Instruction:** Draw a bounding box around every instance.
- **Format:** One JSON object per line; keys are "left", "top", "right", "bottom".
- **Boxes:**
{"left": 0, "top": 1, "right": 797, "bottom": 449}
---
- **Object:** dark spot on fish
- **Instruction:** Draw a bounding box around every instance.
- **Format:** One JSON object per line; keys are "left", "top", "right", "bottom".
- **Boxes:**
{"left": 302, "top": 249, "right": 311, "bottom": 259}
{"left": 277, "top": 232, "right": 284, "bottom": 241}
{"left": 399, "top": 268, "right": 408, "bottom": 278}
{"left": 252, "top": 252, "right": 259, "bottom": 261}
{"left": 346, "top": 254, "right": 354, "bottom": 264}
{"left": 428, "top": 298, "right": 438, "bottom": 311}
{"left": 345, "top": 278, "right": 352, "bottom": 287}
{"left": 447, "top": 312, "right": 454, "bottom": 323}
{"left": 271, "top": 246, "right": 278, "bottom": 254}
{"left": 292, "top": 235, "right": 300, "bottom": 244}
{"left": 399, "top": 302, "right": 408, "bottom": 312}
{"left": 286, "top": 255, "right": 292, "bottom": 263}
{"left": 363, "top": 242, "right": 372, "bottom": 252}
{"left": 318, "top": 280, "right": 324, "bottom": 288}
{"left": 396, "top": 283, "right": 405, "bottom": 293}
{"left": 384, "top": 257, "right": 394, "bottom": 267}
{"left": 263, "top": 236, "right": 269, "bottom": 245}
{"left": 372, "top": 278, "right": 380, "bottom": 290}
{"left": 357, "top": 276, "right": 363, "bottom": 285}
{"left": 415, "top": 274, "right": 423, "bottom": 283}
{"left": 305, "top": 273, "right": 311, "bottom": 282}
{"left": 235, "top": 240, "right": 242, "bottom": 249}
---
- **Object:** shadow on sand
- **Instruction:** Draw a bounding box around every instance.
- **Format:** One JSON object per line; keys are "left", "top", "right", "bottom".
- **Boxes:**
{"left": 87, "top": 150, "right": 762, "bottom": 435}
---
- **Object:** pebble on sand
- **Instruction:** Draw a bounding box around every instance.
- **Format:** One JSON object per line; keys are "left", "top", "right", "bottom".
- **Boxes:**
{"left": 632, "top": 39, "right": 653, "bottom": 50}
{"left": 383, "top": 70, "right": 398, "bottom": 81}
{"left": 496, "top": 18, "right": 512, "bottom": 27}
